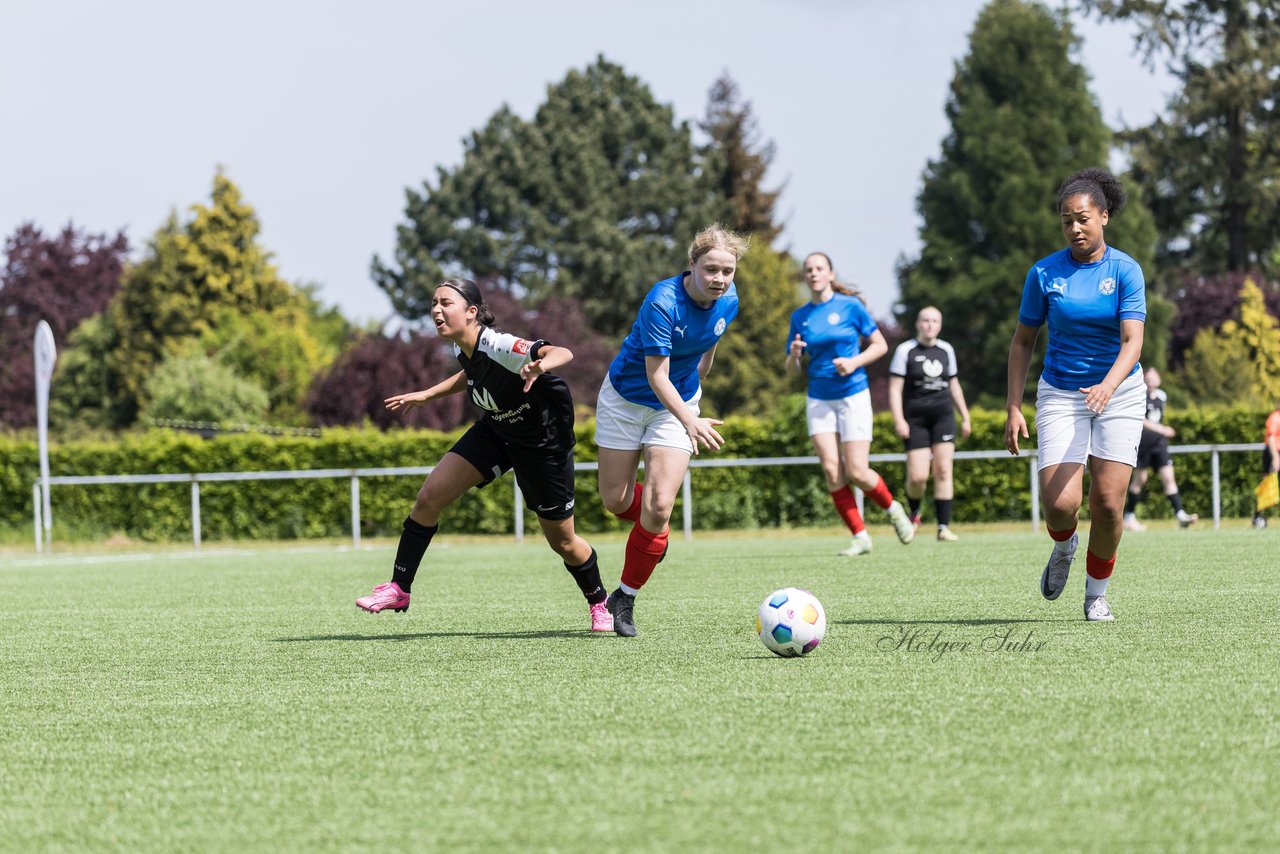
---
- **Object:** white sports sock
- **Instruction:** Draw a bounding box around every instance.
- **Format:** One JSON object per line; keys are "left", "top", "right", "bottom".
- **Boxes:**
{"left": 1054, "top": 537, "right": 1074, "bottom": 554}
{"left": 1085, "top": 576, "right": 1109, "bottom": 598}
{"left": 619, "top": 582, "right": 639, "bottom": 596}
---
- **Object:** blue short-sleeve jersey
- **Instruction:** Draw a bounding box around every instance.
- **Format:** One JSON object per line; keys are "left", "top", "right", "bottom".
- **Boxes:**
{"left": 786, "top": 293, "right": 879, "bottom": 400}
{"left": 608, "top": 273, "right": 739, "bottom": 408}
{"left": 1018, "top": 246, "right": 1146, "bottom": 391}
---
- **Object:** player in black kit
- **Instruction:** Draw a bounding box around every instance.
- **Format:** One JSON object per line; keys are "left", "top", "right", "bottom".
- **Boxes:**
{"left": 1123, "top": 367, "right": 1198, "bottom": 531}
{"left": 887, "top": 307, "right": 972, "bottom": 540}
{"left": 355, "top": 278, "right": 614, "bottom": 632}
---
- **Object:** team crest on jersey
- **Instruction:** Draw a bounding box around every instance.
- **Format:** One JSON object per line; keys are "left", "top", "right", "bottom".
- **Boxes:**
{"left": 923, "top": 358, "right": 943, "bottom": 378}
{"left": 1099, "top": 277, "right": 1116, "bottom": 295}
{"left": 512, "top": 338, "right": 531, "bottom": 355}
{"left": 714, "top": 318, "right": 727, "bottom": 336}
{"left": 827, "top": 311, "right": 841, "bottom": 325}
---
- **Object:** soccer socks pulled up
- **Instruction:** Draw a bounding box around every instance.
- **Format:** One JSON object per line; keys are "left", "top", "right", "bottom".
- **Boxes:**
{"left": 619, "top": 523, "right": 669, "bottom": 593}
{"left": 1048, "top": 525, "right": 1077, "bottom": 549}
{"left": 830, "top": 487, "right": 866, "bottom": 535}
{"left": 1124, "top": 490, "right": 1141, "bottom": 515}
{"left": 391, "top": 516, "right": 438, "bottom": 594}
{"left": 1085, "top": 550, "right": 1115, "bottom": 598}
{"left": 907, "top": 495, "right": 923, "bottom": 519}
{"left": 613, "top": 483, "right": 644, "bottom": 523}
{"left": 1165, "top": 491, "right": 1185, "bottom": 514}
{"left": 865, "top": 476, "right": 894, "bottom": 511}
{"left": 564, "top": 548, "right": 607, "bottom": 605}
{"left": 934, "top": 498, "right": 953, "bottom": 528}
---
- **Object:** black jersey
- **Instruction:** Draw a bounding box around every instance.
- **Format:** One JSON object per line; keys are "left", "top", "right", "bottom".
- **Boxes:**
{"left": 1144, "top": 388, "right": 1167, "bottom": 425}
{"left": 889, "top": 339, "right": 958, "bottom": 407}
{"left": 453, "top": 327, "right": 575, "bottom": 452}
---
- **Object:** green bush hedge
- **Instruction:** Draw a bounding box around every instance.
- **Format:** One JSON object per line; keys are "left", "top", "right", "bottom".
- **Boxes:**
{"left": 0, "top": 398, "right": 1268, "bottom": 543}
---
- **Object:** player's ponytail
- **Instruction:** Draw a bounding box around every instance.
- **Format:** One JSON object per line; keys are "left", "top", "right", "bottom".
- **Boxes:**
{"left": 439, "top": 277, "right": 496, "bottom": 326}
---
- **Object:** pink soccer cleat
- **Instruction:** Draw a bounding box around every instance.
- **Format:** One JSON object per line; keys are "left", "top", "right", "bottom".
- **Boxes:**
{"left": 590, "top": 600, "right": 614, "bottom": 632}
{"left": 356, "top": 582, "right": 410, "bottom": 614}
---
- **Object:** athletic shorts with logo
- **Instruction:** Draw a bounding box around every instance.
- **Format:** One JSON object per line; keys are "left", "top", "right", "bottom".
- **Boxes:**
{"left": 903, "top": 399, "right": 957, "bottom": 451}
{"left": 449, "top": 419, "right": 577, "bottom": 521}
{"left": 1034, "top": 369, "right": 1146, "bottom": 469}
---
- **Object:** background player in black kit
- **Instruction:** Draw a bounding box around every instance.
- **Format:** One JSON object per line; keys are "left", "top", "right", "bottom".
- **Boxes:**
{"left": 1123, "top": 367, "right": 1198, "bottom": 531}
{"left": 355, "top": 278, "right": 614, "bottom": 632}
{"left": 887, "top": 306, "right": 972, "bottom": 540}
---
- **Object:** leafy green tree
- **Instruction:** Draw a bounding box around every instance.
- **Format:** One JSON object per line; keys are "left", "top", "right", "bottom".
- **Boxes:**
{"left": 57, "top": 171, "right": 345, "bottom": 427}
{"left": 1082, "top": 0, "right": 1280, "bottom": 275}
{"left": 699, "top": 74, "right": 783, "bottom": 244}
{"left": 896, "top": 0, "right": 1157, "bottom": 401}
{"left": 372, "top": 56, "right": 726, "bottom": 338}
{"left": 139, "top": 352, "right": 270, "bottom": 425}
{"left": 1180, "top": 278, "right": 1280, "bottom": 405}
{"left": 700, "top": 247, "right": 803, "bottom": 418}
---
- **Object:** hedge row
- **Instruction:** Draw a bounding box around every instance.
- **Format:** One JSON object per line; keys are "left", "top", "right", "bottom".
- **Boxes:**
{"left": 0, "top": 398, "right": 1269, "bottom": 543}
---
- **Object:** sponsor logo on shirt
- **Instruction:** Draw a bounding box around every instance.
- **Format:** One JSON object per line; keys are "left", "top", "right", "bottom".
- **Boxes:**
{"left": 714, "top": 318, "right": 727, "bottom": 336}
{"left": 1048, "top": 278, "right": 1067, "bottom": 294}
{"left": 673, "top": 325, "right": 687, "bottom": 338}
{"left": 923, "top": 358, "right": 944, "bottom": 378}
{"left": 1099, "top": 277, "right": 1116, "bottom": 295}
{"left": 513, "top": 338, "right": 531, "bottom": 355}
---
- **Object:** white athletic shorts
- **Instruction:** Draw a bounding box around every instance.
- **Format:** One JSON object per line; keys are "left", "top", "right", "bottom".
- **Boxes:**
{"left": 1034, "top": 369, "right": 1145, "bottom": 469}
{"left": 806, "top": 391, "right": 873, "bottom": 441}
{"left": 594, "top": 375, "right": 699, "bottom": 454}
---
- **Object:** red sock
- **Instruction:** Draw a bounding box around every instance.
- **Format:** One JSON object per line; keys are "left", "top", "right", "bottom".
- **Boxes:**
{"left": 1048, "top": 525, "right": 1077, "bottom": 542}
{"left": 620, "top": 523, "right": 669, "bottom": 591}
{"left": 830, "top": 487, "right": 866, "bottom": 535}
{"left": 613, "top": 483, "right": 643, "bottom": 523}
{"left": 865, "top": 476, "right": 893, "bottom": 510}
{"left": 1086, "top": 550, "right": 1115, "bottom": 580}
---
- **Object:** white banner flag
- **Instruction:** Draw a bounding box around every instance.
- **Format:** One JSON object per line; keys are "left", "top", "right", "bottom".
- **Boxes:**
{"left": 34, "top": 320, "right": 56, "bottom": 541}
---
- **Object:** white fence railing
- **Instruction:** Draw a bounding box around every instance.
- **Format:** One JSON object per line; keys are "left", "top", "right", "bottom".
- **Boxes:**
{"left": 29, "top": 444, "right": 1264, "bottom": 552}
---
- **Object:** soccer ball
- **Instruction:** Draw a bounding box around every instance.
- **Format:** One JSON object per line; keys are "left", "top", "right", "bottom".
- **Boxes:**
{"left": 756, "top": 588, "right": 826, "bottom": 657}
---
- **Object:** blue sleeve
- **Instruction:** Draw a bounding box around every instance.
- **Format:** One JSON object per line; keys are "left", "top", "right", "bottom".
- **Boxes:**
{"left": 853, "top": 301, "right": 878, "bottom": 337}
{"left": 785, "top": 311, "right": 800, "bottom": 355}
{"left": 1017, "top": 267, "right": 1046, "bottom": 327}
{"left": 1118, "top": 263, "right": 1147, "bottom": 321}
{"left": 638, "top": 294, "right": 674, "bottom": 357}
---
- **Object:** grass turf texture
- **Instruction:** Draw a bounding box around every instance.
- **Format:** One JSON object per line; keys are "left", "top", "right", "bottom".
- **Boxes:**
{"left": 2, "top": 526, "right": 1277, "bottom": 851}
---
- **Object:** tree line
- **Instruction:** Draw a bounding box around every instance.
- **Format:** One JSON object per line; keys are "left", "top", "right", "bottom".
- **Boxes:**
{"left": 2, "top": 0, "right": 1279, "bottom": 437}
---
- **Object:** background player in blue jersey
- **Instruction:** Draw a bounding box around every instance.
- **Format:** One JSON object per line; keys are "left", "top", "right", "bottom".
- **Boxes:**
{"left": 1005, "top": 168, "right": 1147, "bottom": 622}
{"left": 1122, "top": 367, "right": 1198, "bottom": 531}
{"left": 595, "top": 225, "right": 747, "bottom": 637}
{"left": 355, "top": 278, "right": 614, "bottom": 633}
{"left": 786, "top": 252, "right": 916, "bottom": 556}
{"left": 888, "top": 306, "right": 972, "bottom": 541}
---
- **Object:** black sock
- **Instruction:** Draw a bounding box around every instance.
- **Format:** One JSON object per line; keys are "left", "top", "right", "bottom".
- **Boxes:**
{"left": 565, "top": 549, "right": 606, "bottom": 605}
{"left": 1166, "top": 492, "right": 1184, "bottom": 514}
{"left": 934, "top": 498, "right": 953, "bottom": 527}
{"left": 1124, "top": 491, "right": 1140, "bottom": 515}
{"left": 907, "top": 496, "right": 923, "bottom": 517}
{"left": 391, "top": 517, "right": 437, "bottom": 594}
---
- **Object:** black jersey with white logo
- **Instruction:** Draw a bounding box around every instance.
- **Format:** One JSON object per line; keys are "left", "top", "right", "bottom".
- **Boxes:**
{"left": 889, "top": 338, "right": 958, "bottom": 406}
{"left": 453, "top": 328, "right": 575, "bottom": 452}
{"left": 1145, "top": 388, "right": 1167, "bottom": 425}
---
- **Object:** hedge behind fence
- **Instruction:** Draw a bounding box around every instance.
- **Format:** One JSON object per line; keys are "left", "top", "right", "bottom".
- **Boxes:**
{"left": 0, "top": 398, "right": 1268, "bottom": 543}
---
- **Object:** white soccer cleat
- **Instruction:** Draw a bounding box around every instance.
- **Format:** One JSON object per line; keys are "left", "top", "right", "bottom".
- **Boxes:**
{"left": 887, "top": 501, "right": 915, "bottom": 544}
{"left": 936, "top": 525, "right": 959, "bottom": 542}
{"left": 1122, "top": 514, "right": 1146, "bottom": 532}
{"left": 1085, "top": 595, "right": 1114, "bottom": 622}
{"left": 839, "top": 535, "right": 873, "bottom": 557}
{"left": 1176, "top": 510, "right": 1198, "bottom": 528}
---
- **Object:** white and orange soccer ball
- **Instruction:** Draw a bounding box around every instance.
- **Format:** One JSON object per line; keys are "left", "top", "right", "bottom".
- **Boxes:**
{"left": 756, "top": 588, "right": 827, "bottom": 657}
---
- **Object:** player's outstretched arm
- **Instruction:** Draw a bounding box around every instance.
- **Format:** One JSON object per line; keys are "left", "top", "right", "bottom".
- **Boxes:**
{"left": 385, "top": 370, "right": 467, "bottom": 413}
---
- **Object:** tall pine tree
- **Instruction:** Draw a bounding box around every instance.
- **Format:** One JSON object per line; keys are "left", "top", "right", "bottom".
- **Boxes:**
{"left": 897, "top": 0, "right": 1157, "bottom": 401}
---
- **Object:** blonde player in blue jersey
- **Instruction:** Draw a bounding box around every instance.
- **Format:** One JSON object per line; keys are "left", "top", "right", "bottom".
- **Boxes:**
{"left": 787, "top": 252, "right": 916, "bottom": 557}
{"left": 1005, "top": 168, "right": 1147, "bottom": 622}
{"left": 595, "top": 224, "right": 747, "bottom": 637}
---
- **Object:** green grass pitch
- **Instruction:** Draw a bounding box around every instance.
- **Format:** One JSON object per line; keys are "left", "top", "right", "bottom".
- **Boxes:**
{"left": 2, "top": 525, "right": 1277, "bottom": 851}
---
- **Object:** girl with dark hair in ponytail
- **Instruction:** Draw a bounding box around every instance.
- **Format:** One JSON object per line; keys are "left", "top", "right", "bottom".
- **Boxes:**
{"left": 1005, "top": 167, "right": 1147, "bottom": 622}
{"left": 355, "top": 278, "right": 614, "bottom": 633}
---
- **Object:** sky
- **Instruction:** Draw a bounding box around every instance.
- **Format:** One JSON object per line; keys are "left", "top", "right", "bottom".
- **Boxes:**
{"left": 0, "top": 0, "right": 1175, "bottom": 327}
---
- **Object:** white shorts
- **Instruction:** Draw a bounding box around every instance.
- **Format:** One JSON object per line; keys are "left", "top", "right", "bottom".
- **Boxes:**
{"left": 1034, "top": 370, "right": 1145, "bottom": 469}
{"left": 594, "top": 375, "right": 699, "bottom": 454}
{"left": 807, "top": 391, "right": 873, "bottom": 442}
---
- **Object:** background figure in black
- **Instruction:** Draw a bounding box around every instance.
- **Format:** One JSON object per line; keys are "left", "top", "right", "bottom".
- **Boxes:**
{"left": 1123, "top": 367, "right": 1197, "bottom": 531}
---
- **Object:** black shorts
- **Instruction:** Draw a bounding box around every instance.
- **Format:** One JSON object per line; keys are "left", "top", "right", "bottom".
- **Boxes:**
{"left": 449, "top": 421, "right": 577, "bottom": 521}
{"left": 1135, "top": 432, "right": 1172, "bottom": 470}
{"left": 903, "top": 403, "right": 957, "bottom": 452}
